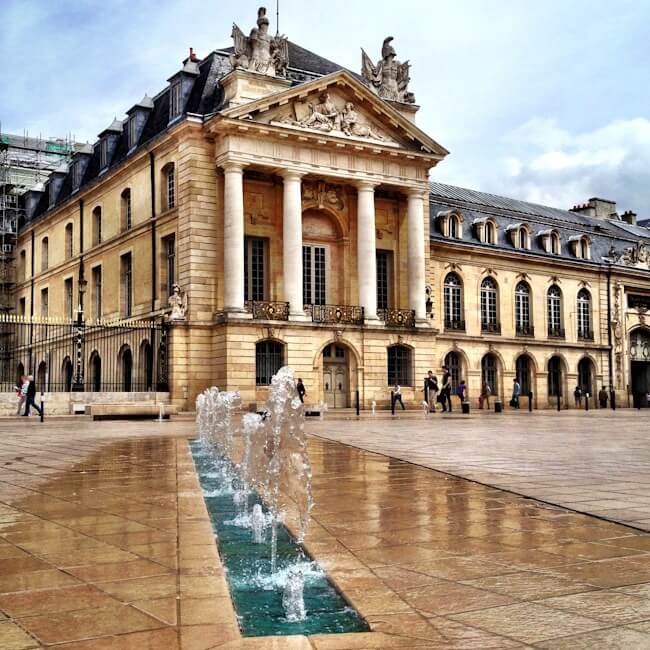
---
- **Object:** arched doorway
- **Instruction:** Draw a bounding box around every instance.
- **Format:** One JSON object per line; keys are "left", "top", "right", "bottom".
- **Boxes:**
{"left": 16, "top": 362, "right": 25, "bottom": 387}
{"left": 89, "top": 352, "right": 101, "bottom": 392}
{"left": 481, "top": 353, "right": 499, "bottom": 397}
{"left": 444, "top": 351, "right": 462, "bottom": 392}
{"left": 577, "top": 357, "right": 595, "bottom": 404}
{"left": 37, "top": 361, "right": 47, "bottom": 390}
{"left": 119, "top": 345, "right": 133, "bottom": 392}
{"left": 629, "top": 328, "right": 650, "bottom": 407}
{"left": 139, "top": 340, "right": 153, "bottom": 391}
{"left": 516, "top": 354, "right": 533, "bottom": 399}
{"left": 548, "top": 356, "right": 564, "bottom": 406}
{"left": 62, "top": 357, "right": 73, "bottom": 392}
{"left": 322, "top": 343, "right": 349, "bottom": 408}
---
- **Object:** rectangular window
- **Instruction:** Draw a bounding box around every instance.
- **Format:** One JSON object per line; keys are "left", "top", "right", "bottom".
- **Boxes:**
{"left": 166, "top": 167, "right": 175, "bottom": 210}
{"left": 303, "top": 245, "right": 326, "bottom": 305}
{"left": 165, "top": 235, "right": 176, "bottom": 297}
{"left": 64, "top": 278, "right": 74, "bottom": 319}
{"left": 170, "top": 83, "right": 182, "bottom": 119}
{"left": 92, "top": 266, "right": 102, "bottom": 319}
{"left": 40, "top": 288, "right": 48, "bottom": 318}
{"left": 128, "top": 116, "right": 137, "bottom": 149}
{"left": 244, "top": 237, "right": 266, "bottom": 301}
{"left": 387, "top": 346, "right": 412, "bottom": 386}
{"left": 121, "top": 253, "right": 133, "bottom": 318}
{"left": 19, "top": 298, "right": 25, "bottom": 316}
{"left": 376, "top": 250, "right": 391, "bottom": 311}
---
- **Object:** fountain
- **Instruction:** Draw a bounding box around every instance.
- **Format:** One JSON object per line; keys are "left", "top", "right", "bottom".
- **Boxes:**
{"left": 192, "top": 366, "right": 365, "bottom": 636}
{"left": 371, "top": 400, "right": 376, "bottom": 415}
{"left": 157, "top": 402, "right": 166, "bottom": 421}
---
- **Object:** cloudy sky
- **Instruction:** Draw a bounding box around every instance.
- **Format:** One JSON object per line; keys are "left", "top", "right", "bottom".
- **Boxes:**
{"left": 2, "top": 0, "right": 649, "bottom": 214}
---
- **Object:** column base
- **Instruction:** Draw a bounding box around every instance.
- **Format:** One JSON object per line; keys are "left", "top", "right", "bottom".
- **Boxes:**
{"left": 224, "top": 308, "right": 252, "bottom": 319}
{"left": 289, "top": 311, "right": 311, "bottom": 323}
{"left": 364, "top": 315, "right": 382, "bottom": 326}
{"left": 415, "top": 318, "right": 431, "bottom": 328}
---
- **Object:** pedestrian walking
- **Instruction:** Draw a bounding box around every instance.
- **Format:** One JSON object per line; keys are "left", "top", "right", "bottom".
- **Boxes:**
{"left": 574, "top": 385, "right": 582, "bottom": 407}
{"left": 296, "top": 378, "right": 306, "bottom": 404}
{"left": 441, "top": 365, "right": 452, "bottom": 412}
{"left": 428, "top": 375, "right": 439, "bottom": 412}
{"left": 392, "top": 383, "right": 406, "bottom": 410}
{"left": 478, "top": 381, "right": 491, "bottom": 409}
{"left": 23, "top": 375, "right": 43, "bottom": 418}
{"left": 456, "top": 380, "right": 467, "bottom": 403}
{"left": 510, "top": 378, "right": 521, "bottom": 409}
{"left": 15, "top": 375, "right": 28, "bottom": 416}
{"left": 598, "top": 386, "right": 608, "bottom": 409}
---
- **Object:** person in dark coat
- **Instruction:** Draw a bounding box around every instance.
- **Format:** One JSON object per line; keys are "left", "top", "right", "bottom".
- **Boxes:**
{"left": 296, "top": 378, "right": 306, "bottom": 404}
{"left": 23, "top": 375, "right": 43, "bottom": 417}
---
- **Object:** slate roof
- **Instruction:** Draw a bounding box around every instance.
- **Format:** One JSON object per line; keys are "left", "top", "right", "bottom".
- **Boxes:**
{"left": 22, "top": 42, "right": 347, "bottom": 227}
{"left": 428, "top": 181, "right": 649, "bottom": 268}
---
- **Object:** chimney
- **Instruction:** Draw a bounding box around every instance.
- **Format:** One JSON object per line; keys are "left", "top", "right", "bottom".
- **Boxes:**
{"left": 621, "top": 210, "right": 637, "bottom": 226}
{"left": 570, "top": 197, "right": 617, "bottom": 219}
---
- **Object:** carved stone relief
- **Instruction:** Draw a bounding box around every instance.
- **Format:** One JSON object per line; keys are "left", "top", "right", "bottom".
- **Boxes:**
{"left": 302, "top": 180, "right": 345, "bottom": 211}
{"left": 606, "top": 241, "right": 650, "bottom": 270}
{"left": 245, "top": 191, "right": 272, "bottom": 224}
{"left": 361, "top": 36, "right": 415, "bottom": 104}
{"left": 612, "top": 282, "right": 624, "bottom": 389}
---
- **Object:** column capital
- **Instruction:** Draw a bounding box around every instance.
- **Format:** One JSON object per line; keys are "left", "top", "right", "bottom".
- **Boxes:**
{"left": 218, "top": 159, "right": 247, "bottom": 173}
{"left": 405, "top": 187, "right": 427, "bottom": 199}
{"left": 279, "top": 169, "right": 306, "bottom": 182}
{"left": 355, "top": 180, "right": 381, "bottom": 191}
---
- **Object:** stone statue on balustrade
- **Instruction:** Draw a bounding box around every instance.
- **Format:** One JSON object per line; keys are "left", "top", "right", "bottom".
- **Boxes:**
{"left": 361, "top": 36, "right": 415, "bottom": 104}
{"left": 230, "top": 7, "right": 289, "bottom": 78}
{"left": 168, "top": 284, "right": 187, "bottom": 320}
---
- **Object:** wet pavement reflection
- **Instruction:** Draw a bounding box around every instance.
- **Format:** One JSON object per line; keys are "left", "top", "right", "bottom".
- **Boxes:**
{"left": 0, "top": 419, "right": 648, "bottom": 648}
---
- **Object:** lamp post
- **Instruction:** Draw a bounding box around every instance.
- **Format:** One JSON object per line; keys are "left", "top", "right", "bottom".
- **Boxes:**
{"left": 71, "top": 275, "right": 87, "bottom": 392}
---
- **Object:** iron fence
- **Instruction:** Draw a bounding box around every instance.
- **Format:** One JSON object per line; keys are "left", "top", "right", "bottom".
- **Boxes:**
{"left": 0, "top": 315, "right": 169, "bottom": 393}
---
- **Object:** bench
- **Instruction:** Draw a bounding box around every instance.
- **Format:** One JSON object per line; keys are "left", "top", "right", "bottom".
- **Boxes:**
{"left": 86, "top": 403, "right": 178, "bottom": 420}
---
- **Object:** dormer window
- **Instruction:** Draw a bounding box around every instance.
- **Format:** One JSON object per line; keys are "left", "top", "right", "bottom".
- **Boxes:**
{"left": 539, "top": 229, "right": 561, "bottom": 254}
{"left": 507, "top": 223, "right": 531, "bottom": 250}
{"left": 170, "top": 82, "right": 182, "bottom": 119}
{"left": 100, "top": 138, "right": 108, "bottom": 169}
{"left": 71, "top": 161, "right": 81, "bottom": 188}
{"left": 570, "top": 235, "right": 591, "bottom": 260}
{"left": 518, "top": 228, "right": 529, "bottom": 250}
{"left": 437, "top": 209, "right": 463, "bottom": 240}
{"left": 551, "top": 232, "right": 561, "bottom": 255}
{"left": 128, "top": 116, "right": 138, "bottom": 149}
{"left": 485, "top": 221, "right": 496, "bottom": 244}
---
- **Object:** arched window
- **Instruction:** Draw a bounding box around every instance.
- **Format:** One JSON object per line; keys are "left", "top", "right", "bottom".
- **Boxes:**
{"left": 139, "top": 340, "right": 153, "bottom": 391}
{"left": 518, "top": 228, "right": 529, "bottom": 250}
{"left": 444, "top": 351, "right": 461, "bottom": 392}
{"left": 16, "top": 362, "right": 25, "bottom": 387}
{"left": 387, "top": 345, "right": 412, "bottom": 386}
{"left": 62, "top": 357, "right": 73, "bottom": 392}
{"left": 515, "top": 281, "right": 532, "bottom": 335}
{"left": 516, "top": 355, "right": 531, "bottom": 395}
{"left": 449, "top": 215, "right": 461, "bottom": 239}
{"left": 92, "top": 207, "right": 102, "bottom": 245}
{"left": 121, "top": 189, "right": 132, "bottom": 231}
{"left": 481, "top": 354, "right": 498, "bottom": 395}
{"left": 162, "top": 164, "right": 175, "bottom": 211}
{"left": 65, "top": 223, "right": 74, "bottom": 259}
{"left": 256, "top": 340, "right": 283, "bottom": 386}
{"left": 547, "top": 285, "right": 563, "bottom": 337}
{"left": 551, "top": 232, "right": 561, "bottom": 255}
{"left": 443, "top": 273, "right": 464, "bottom": 330}
{"left": 485, "top": 221, "right": 496, "bottom": 244}
{"left": 37, "top": 361, "right": 47, "bottom": 390}
{"left": 548, "top": 356, "right": 563, "bottom": 397}
{"left": 580, "top": 237, "right": 590, "bottom": 260}
{"left": 119, "top": 346, "right": 133, "bottom": 392}
{"left": 480, "top": 277, "right": 499, "bottom": 333}
{"left": 89, "top": 351, "right": 101, "bottom": 392}
{"left": 577, "top": 289, "right": 592, "bottom": 340}
{"left": 41, "top": 237, "right": 49, "bottom": 272}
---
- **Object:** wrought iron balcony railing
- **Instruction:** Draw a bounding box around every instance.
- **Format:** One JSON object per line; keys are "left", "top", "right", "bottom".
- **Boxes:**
{"left": 481, "top": 321, "right": 501, "bottom": 334}
{"left": 307, "top": 304, "right": 364, "bottom": 325}
{"left": 244, "top": 300, "right": 290, "bottom": 321}
{"left": 444, "top": 318, "right": 466, "bottom": 332}
{"left": 377, "top": 308, "right": 416, "bottom": 328}
{"left": 548, "top": 326, "right": 565, "bottom": 339}
{"left": 516, "top": 324, "right": 535, "bottom": 337}
{"left": 578, "top": 329, "right": 594, "bottom": 341}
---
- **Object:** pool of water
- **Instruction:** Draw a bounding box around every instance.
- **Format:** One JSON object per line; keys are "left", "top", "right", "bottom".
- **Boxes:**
{"left": 190, "top": 440, "right": 369, "bottom": 637}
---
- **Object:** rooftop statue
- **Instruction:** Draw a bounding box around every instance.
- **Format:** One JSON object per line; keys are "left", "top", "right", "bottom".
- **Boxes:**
{"left": 361, "top": 36, "right": 415, "bottom": 104}
{"left": 230, "top": 7, "right": 289, "bottom": 78}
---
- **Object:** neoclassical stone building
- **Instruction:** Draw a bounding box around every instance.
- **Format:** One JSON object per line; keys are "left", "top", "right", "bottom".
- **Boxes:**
{"left": 13, "top": 11, "right": 650, "bottom": 410}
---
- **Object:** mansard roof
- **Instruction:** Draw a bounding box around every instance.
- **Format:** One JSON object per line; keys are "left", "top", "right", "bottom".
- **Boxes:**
{"left": 429, "top": 180, "right": 649, "bottom": 268}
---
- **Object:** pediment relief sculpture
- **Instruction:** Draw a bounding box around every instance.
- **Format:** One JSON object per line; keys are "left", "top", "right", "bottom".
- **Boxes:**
{"left": 272, "top": 92, "right": 391, "bottom": 144}
{"left": 606, "top": 241, "right": 650, "bottom": 269}
{"left": 302, "top": 180, "right": 345, "bottom": 211}
{"left": 230, "top": 7, "right": 289, "bottom": 77}
{"left": 361, "top": 36, "right": 415, "bottom": 104}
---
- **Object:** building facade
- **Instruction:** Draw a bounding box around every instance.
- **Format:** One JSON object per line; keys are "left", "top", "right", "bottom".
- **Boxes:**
{"left": 11, "top": 11, "right": 650, "bottom": 411}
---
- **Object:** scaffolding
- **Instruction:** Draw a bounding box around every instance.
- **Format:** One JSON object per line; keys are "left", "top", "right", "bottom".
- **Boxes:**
{"left": 0, "top": 129, "right": 78, "bottom": 313}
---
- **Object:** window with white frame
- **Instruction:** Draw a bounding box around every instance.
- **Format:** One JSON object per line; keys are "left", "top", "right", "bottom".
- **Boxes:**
{"left": 547, "top": 285, "right": 563, "bottom": 336}
{"left": 480, "top": 277, "right": 498, "bottom": 331}
{"left": 163, "top": 165, "right": 175, "bottom": 210}
{"left": 170, "top": 82, "right": 182, "bottom": 119}
{"left": 577, "top": 289, "right": 592, "bottom": 339}
{"left": 485, "top": 221, "right": 496, "bottom": 244}
{"left": 303, "top": 244, "right": 326, "bottom": 306}
{"left": 515, "top": 281, "right": 531, "bottom": 334}
{"left": 244, "top": 237, "right": 266, "bottom": 302}
{"left": 121, "top": 189, "right": 132, "bottom": 230}
{"left": 443, "top": 272, "right": 463, "bottom": 328}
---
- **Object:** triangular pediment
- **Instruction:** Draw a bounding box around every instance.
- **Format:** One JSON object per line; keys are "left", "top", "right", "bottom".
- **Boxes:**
{"left": 219, "top": 70, "right": 449, "bottom": 158}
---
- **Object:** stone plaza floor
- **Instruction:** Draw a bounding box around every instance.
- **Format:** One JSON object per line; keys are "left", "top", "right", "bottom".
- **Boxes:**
{"left": 0, "top": 415, "right": 649, "bottom": 648}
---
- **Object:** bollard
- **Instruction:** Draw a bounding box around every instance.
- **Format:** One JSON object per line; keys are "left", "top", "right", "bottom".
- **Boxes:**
{"left": 611, "top": 390, "right": 616, "bottom": 411}
{"left": 494, "top": 400, "right": 502, "bottom": 413}
{"left": 355, "top": 390, "right": 360, "bottom": 417}
{"left": 462, "top": 401, "right": 470, "bottom": 415}
{"left": 584, "top": 393, "right": 589, "bottom": 411}
{"left": 528, "top": 391, "right": 533, "bottom": 412}
{"left": 390, "top": 391, "right": 395, "bottom": 416}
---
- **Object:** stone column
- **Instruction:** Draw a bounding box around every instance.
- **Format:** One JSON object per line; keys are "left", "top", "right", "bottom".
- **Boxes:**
{"left": 282, "top": 171, "right": 307, "bottom": 320}
{"left": 222, "top": 162, "right": 246, "bottom": 313}
{"left": 407, "top": 189, "right": 427, "bottom": 322}
{"left": 356, "top": 181, "right": 379, "bottom": 322}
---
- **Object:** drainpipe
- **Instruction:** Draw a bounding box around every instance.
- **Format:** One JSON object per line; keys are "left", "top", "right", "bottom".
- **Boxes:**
{"left": 29, "top": 230, "right": 35, "bottom": 373}
{"left": 149, "top": 152, "right": 157, "bottom": 313}
{"left": 606, "top": 264, "right": 613, "bottom": 390}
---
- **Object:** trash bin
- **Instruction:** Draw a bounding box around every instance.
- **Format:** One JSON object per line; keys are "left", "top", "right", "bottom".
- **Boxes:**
{"left": 494, "top": 400, "right": 503, "bottom": 413}
{"left": 462, "top": 401, "right": 470, "bottom": 415}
